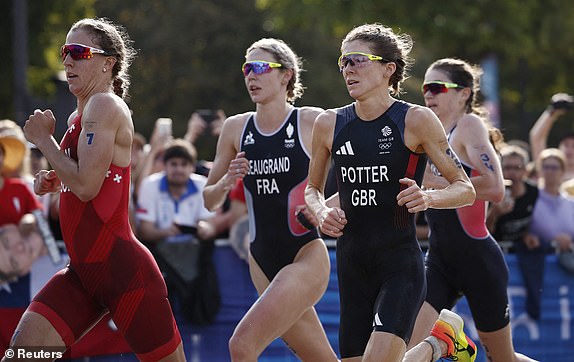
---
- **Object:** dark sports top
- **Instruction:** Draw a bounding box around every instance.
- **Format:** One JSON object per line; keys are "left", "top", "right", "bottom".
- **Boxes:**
{"left": 59, "top": 115, "right": 135, "bottom": 263}
{"left": 332, "top": 101, "right": 427, "bottom": 246}
{"left": 493, "top": 182, "right": 539, "bottom": 242}
{"left": 240, "top": 109, "right": 319, "bottom": 242}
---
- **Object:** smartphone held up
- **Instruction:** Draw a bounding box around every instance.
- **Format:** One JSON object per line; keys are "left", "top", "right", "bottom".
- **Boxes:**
{"left": 156, "top": 117, "right": 173, "bottom": 137}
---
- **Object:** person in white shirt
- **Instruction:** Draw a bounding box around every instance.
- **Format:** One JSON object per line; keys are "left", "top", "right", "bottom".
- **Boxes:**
{"left": 136, "top": 138, "right": 217, "bottom": 243}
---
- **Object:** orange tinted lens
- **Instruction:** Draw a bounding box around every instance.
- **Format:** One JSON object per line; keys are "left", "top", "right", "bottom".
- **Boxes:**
{"left": 61, "top": 44, "right": 93, "bottom": 61}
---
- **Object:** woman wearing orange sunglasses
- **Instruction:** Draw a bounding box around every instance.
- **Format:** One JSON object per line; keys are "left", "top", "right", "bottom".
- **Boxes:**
{"left": 305, "top": 24, "right": 477, "bottom": 362}
{"left": 203, "top": 38, "right": 338, "bottom": 361}
{"left": 407, "top": 58, "right": 536, "bottom": 362}
{"left": 5, "top": 18, "right": 185, "bottom": 362}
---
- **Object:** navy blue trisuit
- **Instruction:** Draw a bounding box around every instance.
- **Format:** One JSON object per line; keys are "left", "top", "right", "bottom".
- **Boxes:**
{"left": 332, "top": 101, "right": 427, "bottom": 358}
{"left": 425, "top": 126, "right": 510, "bottom": 333}
{"left": 240, "top": 108, "right": 320, "bottom": 281}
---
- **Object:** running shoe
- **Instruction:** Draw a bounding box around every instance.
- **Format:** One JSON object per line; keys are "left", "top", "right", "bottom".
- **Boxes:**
{"left": 430, "top": 309, "right": 477, "bottom": 362}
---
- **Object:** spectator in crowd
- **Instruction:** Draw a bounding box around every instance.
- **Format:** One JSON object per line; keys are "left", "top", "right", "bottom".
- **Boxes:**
{"left": 486, "top": 144, "right": 541, "bottom": 319}
{"left": 1, "top": 121, "right": 58, "bottom": 237}
{"left": 136, "top": 138, "right": 219, "bottom": 243}
{"left": 134, "top": 116, "right": 236, "bottom": 241}
{"left": 531, "top": 148, "right": 574, "bottom": 253}
{"left": 529, "top": 93, "right": 574, "bottom": 182}
{"left": 0, "top": 224, "right": 46, "bottom": 285}
{"left": 528, "top": 148, "right": 574, "bottom": 301}
{"left": 0, "top": 127, "right": 43, "bottom": 228}
{"left": 0, "top": 128, "right": 46, "bottom": 285}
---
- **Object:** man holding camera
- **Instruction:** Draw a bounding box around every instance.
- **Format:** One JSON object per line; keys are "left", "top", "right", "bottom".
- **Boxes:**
{"left": 529, "top": 93, "right": 574, "bottom": 186}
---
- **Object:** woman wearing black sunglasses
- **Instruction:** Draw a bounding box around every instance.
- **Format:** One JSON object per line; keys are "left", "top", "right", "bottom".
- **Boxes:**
{"left": 305, "top": 23, "right": 476, "bottom": 362}
{"left": 6, "top": 18, "right": 185, "bottom": 362}
{"left": 407, "top": 58, "right": 536, "bottom": 362}
{"left": 203, "top": 38, "right": 338, "bottom": 361}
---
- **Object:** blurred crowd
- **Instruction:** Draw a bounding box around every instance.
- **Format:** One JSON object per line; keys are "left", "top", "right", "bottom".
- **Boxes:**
{"left": 2, "top": 94, "right": 574, "bottom": 322}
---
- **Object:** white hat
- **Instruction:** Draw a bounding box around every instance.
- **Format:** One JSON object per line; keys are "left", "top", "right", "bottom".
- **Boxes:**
{"left": 0, "top": 130, "right": 26, "bottom": 173}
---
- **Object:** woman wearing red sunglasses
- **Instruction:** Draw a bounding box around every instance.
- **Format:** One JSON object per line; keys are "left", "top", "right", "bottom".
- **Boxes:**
{"left": 203, "top": 38, "right": 338, "bottom": 361}
{"left": 407, "top": 58, "right": 536, "bottom": 362}
{"left": 305, "top": 23, "right": 476, "bottom": 362}
{"left": 6, "top": 18, "right": 185, "bottom": 362}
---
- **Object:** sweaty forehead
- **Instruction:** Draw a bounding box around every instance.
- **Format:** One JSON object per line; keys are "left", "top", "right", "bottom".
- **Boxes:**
{"left": 66, "top": 29, "right": 98, "bottom": 47}
{"left": 341, "top": 40, "right": 372, "bottom": 54}
{"left": 246, "top": 49, "right": 275, "bottom": 62}
{"left": 424, "top": 68, "right": 450, "bottom": 83}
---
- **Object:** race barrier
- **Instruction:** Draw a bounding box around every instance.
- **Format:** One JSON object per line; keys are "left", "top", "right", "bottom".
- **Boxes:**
{"left": 2, "top": 244, "right": 572, "bottom": 361}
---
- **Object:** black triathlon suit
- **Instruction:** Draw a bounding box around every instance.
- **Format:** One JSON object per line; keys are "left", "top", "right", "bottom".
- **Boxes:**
{"left": 425, "top": 127, "right": 510, "bottom": 332}
{"left": 240, "top": 109, "right": 319, "bottom": 281}
{"left": 333, "top": 101, "right": 427, "bottom": 358}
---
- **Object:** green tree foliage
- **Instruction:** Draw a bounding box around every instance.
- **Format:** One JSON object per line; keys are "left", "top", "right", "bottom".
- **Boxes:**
{"left": 4, "top": 0, "right": 574, "bottom": 152}
{"left": 93, "top": 0, "right": 352, "bottom": 159}
{"left": 257, "top": 0, "right": 574, "bottom": 143}
{"left": 94, "top": 0, "right": 269, "bottom": 139}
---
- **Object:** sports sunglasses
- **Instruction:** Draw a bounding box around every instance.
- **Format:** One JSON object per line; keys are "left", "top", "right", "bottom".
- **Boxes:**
{"left": 421, "top": 81, "right": 464, "bottom": 95}
{"left": 338, "top": 52, "right": 391, "bottom": 72}
{"left": 242, "top": 60, "right": 283, "bottom": 77}
{"left": 61, "top": 43, "right": 112, "bottom": 62}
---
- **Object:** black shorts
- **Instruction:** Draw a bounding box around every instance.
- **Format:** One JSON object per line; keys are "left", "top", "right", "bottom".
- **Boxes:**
{"left": 249, "top": 230, "right": 318, "bottom": 281}
{"left": 337, "top": 238, "right": 425, "bottom": 358}
{"left": 425, "top": 232, "right": 510, "bottom": 332}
